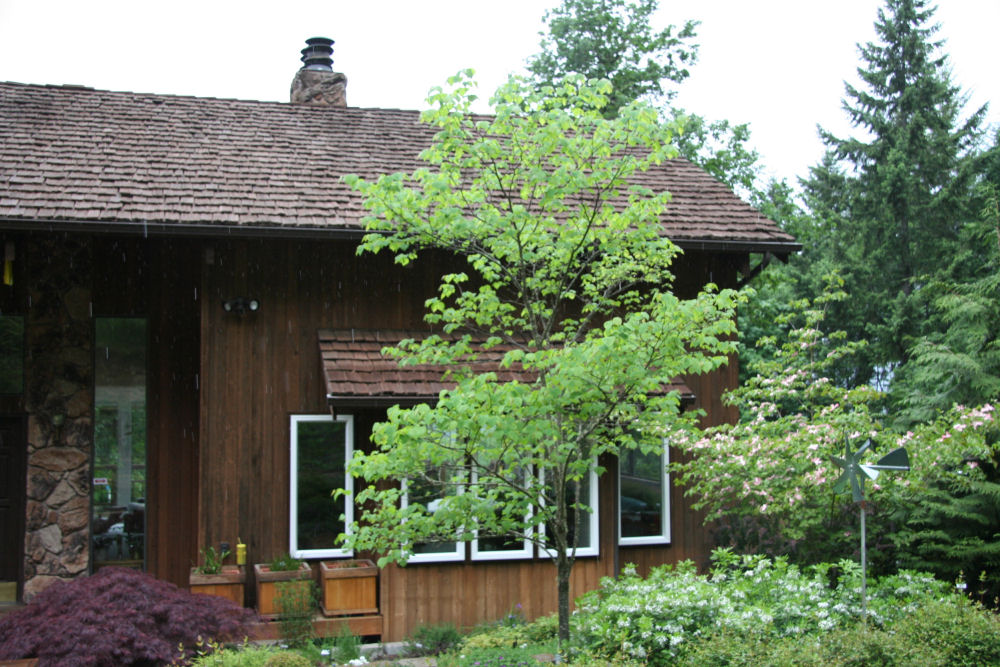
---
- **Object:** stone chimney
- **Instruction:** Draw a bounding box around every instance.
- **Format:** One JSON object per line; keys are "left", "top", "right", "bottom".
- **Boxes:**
{"left": 290, "top": 37, "right": 347, "bottom": 106}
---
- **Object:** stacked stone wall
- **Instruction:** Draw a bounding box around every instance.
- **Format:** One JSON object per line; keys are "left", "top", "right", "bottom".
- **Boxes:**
{"left": 22, "top": 236, "right": 93, "bottom": 599}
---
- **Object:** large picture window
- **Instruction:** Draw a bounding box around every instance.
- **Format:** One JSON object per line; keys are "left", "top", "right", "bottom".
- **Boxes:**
{"left": 289, "top": 414, "right": 353, "bottom": 559}
{"left": 618, "top": 445, "right": 670, "bottom": 545}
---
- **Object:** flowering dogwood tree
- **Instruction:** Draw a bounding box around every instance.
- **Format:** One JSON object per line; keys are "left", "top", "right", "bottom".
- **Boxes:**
{"left": 672, "top": 281, "right": 999, "bottom": 577}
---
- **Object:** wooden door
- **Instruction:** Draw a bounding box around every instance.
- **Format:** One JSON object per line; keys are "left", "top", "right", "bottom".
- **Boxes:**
{"left": 0, "top": 414, "right": 26, "bottom": 600}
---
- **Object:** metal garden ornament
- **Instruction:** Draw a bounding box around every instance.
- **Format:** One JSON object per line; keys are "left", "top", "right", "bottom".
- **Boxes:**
{"left": 830, "top": 438, "right": 910, "bottom": 620}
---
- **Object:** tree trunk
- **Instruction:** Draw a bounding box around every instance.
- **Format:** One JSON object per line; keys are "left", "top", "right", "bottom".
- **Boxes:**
{"left": 557, "top": 555, "right": 572, "bottom": 648}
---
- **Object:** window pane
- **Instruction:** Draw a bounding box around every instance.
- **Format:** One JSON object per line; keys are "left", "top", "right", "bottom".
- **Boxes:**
{"left": 408, "top": 466, "right": 460, "bottom": 556}
{"left": 620, "top": 448, "right": 665, "bottom": 540}
{"left": 474, "top": 465, "right": 530, "bottom": 557}
{"left": 294, "top": 419, "right": 347, "bottom": 552}
{"left": 91, "top": 318, "right": 146, "bottom": 570}
{"left": 544, "top": 471, "right": 596, "bottom": 555}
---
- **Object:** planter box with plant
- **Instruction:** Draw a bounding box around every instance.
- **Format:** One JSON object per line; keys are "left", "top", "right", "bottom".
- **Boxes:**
{"left": 319, "top": 558, "right": 378, "bottom": 617}
{"left": 189, "top": 545, "right": 245, "bottom": 606}
{"left": 254, "top": 553, "right": 313, "bottom": 619}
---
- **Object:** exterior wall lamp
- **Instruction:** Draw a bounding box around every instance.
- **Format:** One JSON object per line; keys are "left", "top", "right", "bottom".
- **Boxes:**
{"left": 222, "top": 297, "right": 260, "bottom": 315}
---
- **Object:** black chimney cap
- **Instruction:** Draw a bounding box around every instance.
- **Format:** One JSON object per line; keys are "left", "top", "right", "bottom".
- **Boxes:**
{"left": 301, "top": 37, "right": 334, "bottom": 71}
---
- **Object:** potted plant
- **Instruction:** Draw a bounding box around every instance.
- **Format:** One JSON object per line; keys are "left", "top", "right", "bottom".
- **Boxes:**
{"left": 189, "top": 545, "right": 245, "bottom": 606}
{"left": 319, "top": 558, "right": 378, "bottom": 616}
{"left": 254, "top": 552, "right": 313, "bottom": 618}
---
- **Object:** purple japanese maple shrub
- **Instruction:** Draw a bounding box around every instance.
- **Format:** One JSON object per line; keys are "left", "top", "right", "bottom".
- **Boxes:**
{"left": 0, "top": 566, "right": 257, "bottom": 666}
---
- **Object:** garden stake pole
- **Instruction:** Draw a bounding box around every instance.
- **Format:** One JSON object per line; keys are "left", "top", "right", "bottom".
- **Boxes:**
{"left": 829, "top": 437, "right": 910, "bottom": 628}
{"left": 860, "top": 499, "right": 867, "bottom": 625}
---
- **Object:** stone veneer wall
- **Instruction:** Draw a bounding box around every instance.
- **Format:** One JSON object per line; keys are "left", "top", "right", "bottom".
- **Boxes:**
{"left": 22, "top": 236, "right": 93, "bottom": 599}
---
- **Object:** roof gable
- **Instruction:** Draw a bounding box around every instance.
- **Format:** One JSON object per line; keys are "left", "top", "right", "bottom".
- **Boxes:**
{"left": 0, "top": 81, "right": 796, "bottom": 250}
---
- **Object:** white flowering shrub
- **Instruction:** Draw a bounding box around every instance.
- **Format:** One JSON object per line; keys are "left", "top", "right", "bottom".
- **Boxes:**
{"left": 572, "top": 550, "right": 952, "bottom": 665}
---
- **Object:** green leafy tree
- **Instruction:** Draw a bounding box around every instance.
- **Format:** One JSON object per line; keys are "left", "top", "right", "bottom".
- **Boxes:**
{"left": 527, "top": 0, "right": 766, "bottom": 197}
{"left": 340, "top": 73, "right": 742, "bottom": 645}
{"left": 527, "top": 0, "right": 698, "bottom": 118}
{"left": 800, "top": 0, "right": 988, "bottom": 388}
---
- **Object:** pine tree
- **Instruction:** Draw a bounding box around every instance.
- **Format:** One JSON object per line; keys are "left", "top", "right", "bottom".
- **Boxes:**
{"left": 891, "top": 185, "right": 1000, "bottom": 425}
{"left": 801, "top": 0, "right": 988, "bottom": 388}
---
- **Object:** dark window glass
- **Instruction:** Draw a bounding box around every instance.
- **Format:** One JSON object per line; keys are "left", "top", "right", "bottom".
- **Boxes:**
{"left": 293, "top": 418, "right": 348, "bottom": 552}
{"left": 620, "top": 449, "right": 665, "bottom": 540}
{"left": 91, "top": 318, "right": 146, "bottom": 570}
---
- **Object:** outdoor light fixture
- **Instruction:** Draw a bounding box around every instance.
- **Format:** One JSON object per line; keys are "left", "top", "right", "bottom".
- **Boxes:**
{"left": 222, "top": 297, "right": 260, "bottom": 315}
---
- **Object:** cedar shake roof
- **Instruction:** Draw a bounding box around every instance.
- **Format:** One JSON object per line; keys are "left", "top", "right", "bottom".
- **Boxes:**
{"left": 318, "top": 328, "right": 693, "bottom": 407}
{"left": 0, "top": 81, "right": 798, "bottom": 253}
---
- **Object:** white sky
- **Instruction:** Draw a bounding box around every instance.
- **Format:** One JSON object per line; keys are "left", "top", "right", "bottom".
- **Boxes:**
{"left": 0, "top": 0, "right": 996, "bottom": 186}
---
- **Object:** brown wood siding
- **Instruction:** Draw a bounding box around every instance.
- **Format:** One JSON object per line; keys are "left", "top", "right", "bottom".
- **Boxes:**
{"left": 146, "top": 240, "right": 201, "bottom": 586}
{"left": 194, "top": 238, "right": 742, "bottom": 638}
{"left": 198, "top": 240, "right": 440, "bottom": 580}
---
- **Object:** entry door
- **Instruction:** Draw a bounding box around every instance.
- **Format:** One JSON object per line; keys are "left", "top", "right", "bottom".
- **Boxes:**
{"left": 0, "top": 414, "right": 26, "bottom": 599}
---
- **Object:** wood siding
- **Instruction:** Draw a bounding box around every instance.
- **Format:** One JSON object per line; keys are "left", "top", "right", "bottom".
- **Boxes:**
{"left": 194, "top": 238, "right": 743, "bottom": 640}
{"left": 12, "top": 232, "right": 744, "bottom": 632}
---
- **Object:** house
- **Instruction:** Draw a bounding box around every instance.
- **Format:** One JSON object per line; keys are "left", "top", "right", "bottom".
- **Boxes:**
{"left": 0, "top": 39, "right": 798, "bottom": 639}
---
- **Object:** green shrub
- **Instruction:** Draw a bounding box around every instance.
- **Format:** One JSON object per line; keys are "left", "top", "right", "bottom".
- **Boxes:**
{"left": 274, "top": 579, "right": 318, "bottom": 647}
{"left": 438, "top": 645, "right": 551, "bottom": 666}
{"left": 268, "top": 552, "right": 305, "bottom": 572}
{"left": 462, "top": 625, "right": 527, "bottom": 649}
{"left": 572, "top": 550, "right": 957, "bottom": 665}
{"left": 262, "top": 652, "right": 313, "bottom": 667}
{"left": 405, "top": 622, "right": 462, "bottom": 656}
{"left": 645, "top": 595, "right": 1000, "bottom": 666}
{"left": 189, "top": 643, "right": 281, "bottom": 667}
{"left": 891, "top": 598, "right": 1000, "bottom": 665}
{"left": 521, "top": 614, "right": 558, "bottom": 643}
{"left": 461, "top": 612, "right": 559, "bottom": 651}
{"left": 329, "top": 622, "right": 362, "bottom": 664}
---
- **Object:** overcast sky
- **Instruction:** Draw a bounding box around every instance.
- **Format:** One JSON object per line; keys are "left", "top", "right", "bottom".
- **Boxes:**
{"left": 1, "top": 0, "right": 997, "bottom": 186}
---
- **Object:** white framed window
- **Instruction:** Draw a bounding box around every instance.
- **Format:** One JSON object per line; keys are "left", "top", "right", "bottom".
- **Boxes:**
{"left": 289, "top": 414, "right": 354, "bottom": 559}
{"left": 470, "top": 464, "right": 533, "bottom": 561}
{"left": 401, "top": 466, "right": 466, "bottom": 563}
{"left": 618, "top": 443, "right": 670, "bottom": 545}
{"left": 540, "top": 466, "right": 600, "bottom": 558}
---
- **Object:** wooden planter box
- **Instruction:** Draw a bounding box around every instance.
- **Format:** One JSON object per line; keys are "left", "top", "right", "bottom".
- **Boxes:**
{"left": 319, "top": 559, "right": 378, "bottom": 617}
{"left": 253, "top": 562, "right": 313, "bottom": 618}
{"left": 189, "top": 565, "right": 245, "bottom": 607}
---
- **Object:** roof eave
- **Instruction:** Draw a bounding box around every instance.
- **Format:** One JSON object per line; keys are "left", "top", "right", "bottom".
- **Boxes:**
{"left": 326, "top": 394, "right": 437, "bottom": 409}
{"left": 674, "top": 238, "right": 802, "bottom": 255}
{"left": 0, "top": 218, "right": 800, "bottom": 253}
{"left": 0, "top": 218, "right": 369, "bottom": 241}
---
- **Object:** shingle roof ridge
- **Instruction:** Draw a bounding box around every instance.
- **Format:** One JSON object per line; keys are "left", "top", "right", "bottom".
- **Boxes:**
{"left": 0, "top": 79, "right": 428, "bottom": 113}
{"left": 0, "top": 79, "right": 797, "bottom": 249}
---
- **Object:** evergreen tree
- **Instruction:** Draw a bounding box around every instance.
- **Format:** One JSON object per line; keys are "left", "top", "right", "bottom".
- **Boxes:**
{"left": 801, "top": 0, "right": 988, "bottom": 388}
{"left": 891, "top": 185, "right": 1000, "bottom": 425}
